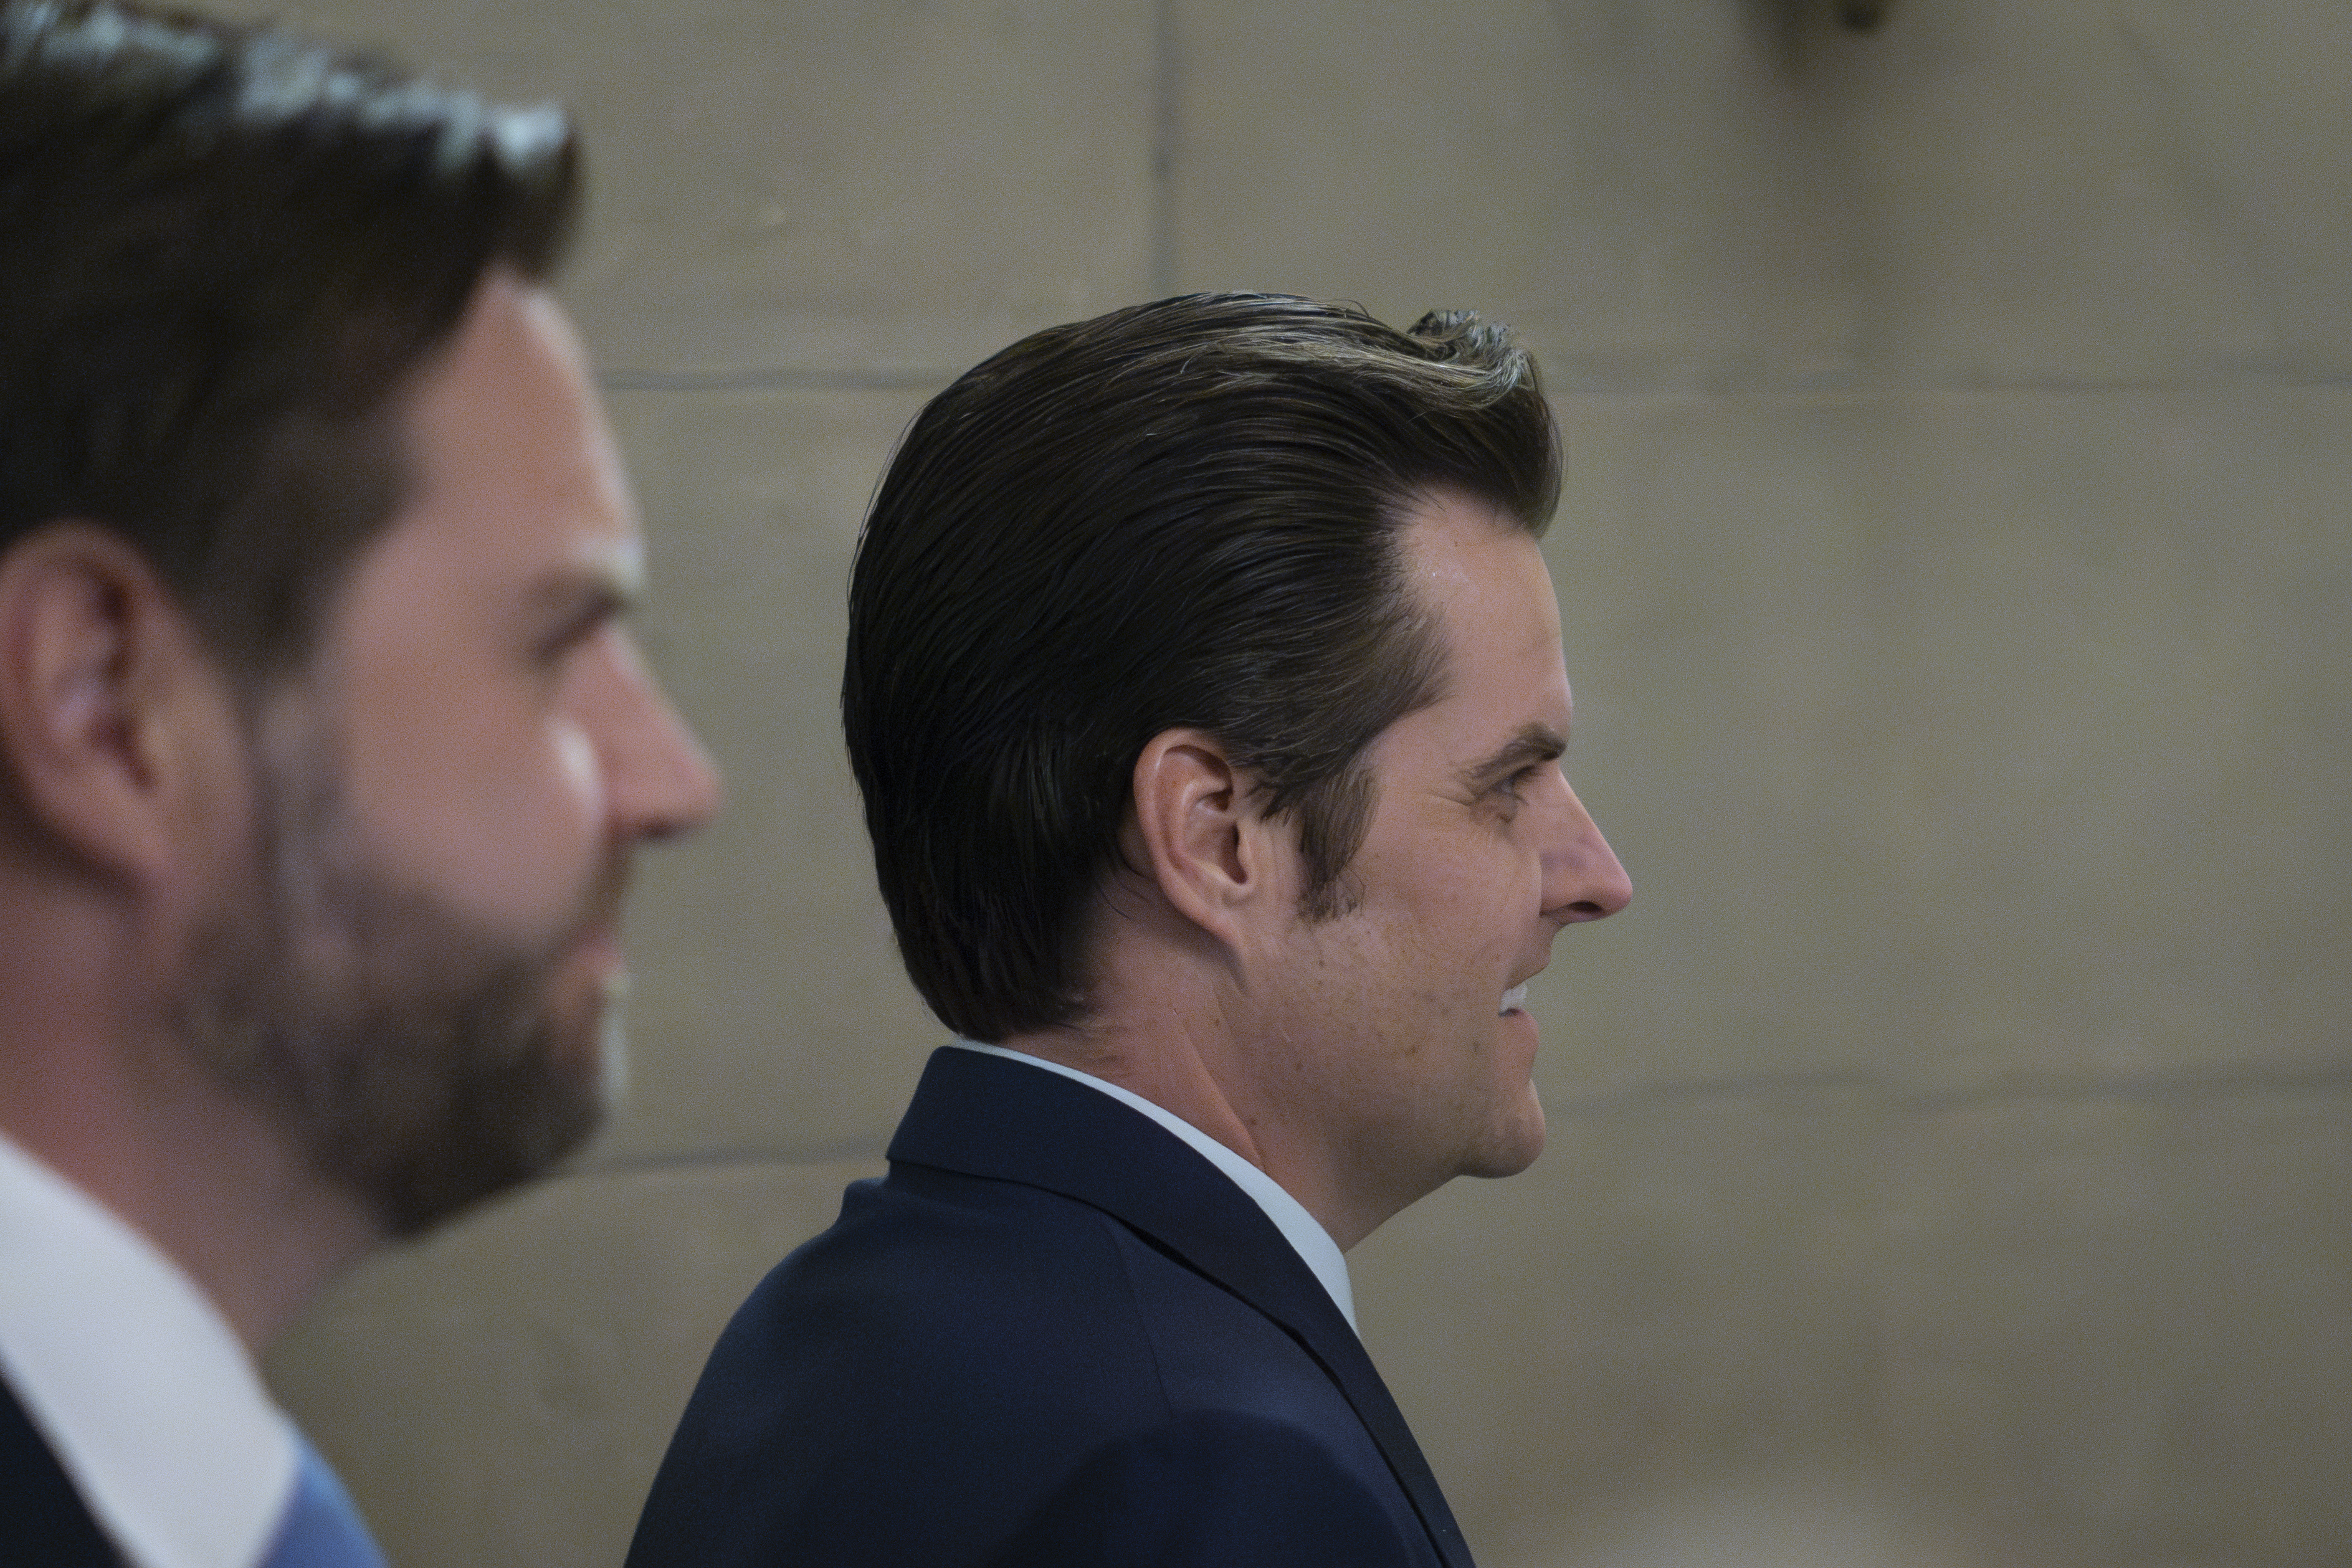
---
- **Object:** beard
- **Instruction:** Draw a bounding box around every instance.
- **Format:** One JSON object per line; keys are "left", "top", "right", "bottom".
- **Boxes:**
{"left": 173, "top": 734, "right": 622, "bottom": 1240}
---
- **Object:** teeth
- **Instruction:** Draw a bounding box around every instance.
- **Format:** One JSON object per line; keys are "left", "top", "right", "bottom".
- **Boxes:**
{"left": 1499, "top": 984, "right": 1528, "bottom": 1015}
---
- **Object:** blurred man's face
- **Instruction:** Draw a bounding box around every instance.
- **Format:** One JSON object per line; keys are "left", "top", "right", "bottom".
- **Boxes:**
{"left": 179, "top": 272, "right": 720, "bottom": 1235}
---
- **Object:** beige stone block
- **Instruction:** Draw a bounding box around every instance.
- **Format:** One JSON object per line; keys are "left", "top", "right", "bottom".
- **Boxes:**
{"left": 265, "top": 1157, "right": 885, "bottom": 1568}
{"left": 1517, "top": 1475, "right": 2014, "bottom": 1568}
{"left": 212, "top": 0, "right": 1156, "bottom": 374}
{"left": 1355, "top": 1085, "right": 1892, "bottom": 1563}
{"left": 1807, "top": 0, "right": 2285, "bottom": 383}
{"left": 1173, "top": 0, "right": 2314, "bottom": 387}
{"left": 1172, "top": 0, "right": 1863, "bottom": 389}
{"left": 1533, "top": 384, "right": 2352, "bottom": 1095}
{"left": 1356, "top": 1085, "right": 2350, "bottom": 1567}
{"left": 2107, "top": 3, "right": 2352, "bottom": 368}
{"left": 1878, "top": 1091, "right": 2352, "bottom": 1564}
{"left": 594, "top": 386, "right": 947, "bottom": 1164}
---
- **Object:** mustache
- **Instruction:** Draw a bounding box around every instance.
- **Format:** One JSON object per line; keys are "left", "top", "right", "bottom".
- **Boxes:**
{"left": 551, "top": 848, "right": 634, "bottom": 959}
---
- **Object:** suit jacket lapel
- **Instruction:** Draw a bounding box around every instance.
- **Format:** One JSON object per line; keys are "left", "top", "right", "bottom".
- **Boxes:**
{"left": 1, "top": 1372, "right": 126, "bottom": 1568}
{"left": 887, "top": 1047, "right": 1476, "bottom": 1568}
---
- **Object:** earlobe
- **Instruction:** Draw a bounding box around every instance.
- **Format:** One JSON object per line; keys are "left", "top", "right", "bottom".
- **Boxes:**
{"left": 0, "top": 525, "right": 238, "bottom": 886}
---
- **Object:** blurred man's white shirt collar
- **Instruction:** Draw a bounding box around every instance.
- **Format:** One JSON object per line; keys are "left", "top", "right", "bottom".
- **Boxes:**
{"left": 949, "top": 1039, "right": 1359, "bottom": 1333}
{"left": 0, "top": 1130, "right": 297, "bottom": 1568}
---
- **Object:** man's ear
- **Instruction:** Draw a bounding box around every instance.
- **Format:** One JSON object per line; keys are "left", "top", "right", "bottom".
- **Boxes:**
{"left": 1128, "top": 728, "right": 1289, "bottom": 948}
{"left": 0, "top": 524, "right": 246, "bottom": 888}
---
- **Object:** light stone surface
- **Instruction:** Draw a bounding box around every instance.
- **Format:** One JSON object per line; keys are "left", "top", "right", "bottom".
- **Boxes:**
{"left": 214, "top": 0, "right": 1157, "bottom": 374}
{"left": 1358, "top": 1085, "right": 1892, "bottom": 1559}
{"left": 1172, "top": 0, "right": 1866, "bottom": 389}
{"left": 264, "top": 1159, "right": 886, "bottom": 1568}
{"left": 2103, "top": 3, "right": 2352, "bottom": 369}
{"left": 589, "top": 386, "right": 947, "bottom": 1164}
{"left": 219, "top": 1, "right": 2352, "bottom": 1566}
{"left": 1358, "top": 1087, "right": 2352, "bottom": 1567}
{"left": 1877, "top": 1091, "right": 2352, "bottom": 1564}
{"left": 1171, "top": 0, "right": 2326, "bottom": 389}
{"left": 1534, "top": 384, "right": 2352, "bottom": 1096}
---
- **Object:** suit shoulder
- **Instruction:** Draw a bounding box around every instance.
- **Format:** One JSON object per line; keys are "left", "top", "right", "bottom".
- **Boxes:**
{"left": 626, "top": 1165, "right": 1436, "bottom": 1568}
{"left": 641, "top": 1175, "right": 1164, "bottom": 1466}
{"left": 726, "top": 1164, "right": 1161, "bottom": 1370}
{"left": 628, "top": 1167, "right": 1179, "bottom": 1567}
{"left": 994, "top": 1408, "right": 1430, "bottom": 1567}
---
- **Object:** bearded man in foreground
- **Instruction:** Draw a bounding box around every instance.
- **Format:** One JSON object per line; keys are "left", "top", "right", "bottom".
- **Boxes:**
{"left": 0, "top": 6, "right": 718, "bottom": 1565}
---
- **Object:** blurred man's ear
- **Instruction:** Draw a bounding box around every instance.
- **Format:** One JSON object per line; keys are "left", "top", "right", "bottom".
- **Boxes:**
{"left": 0, "top": 525, "right": 250, "bottom": 892}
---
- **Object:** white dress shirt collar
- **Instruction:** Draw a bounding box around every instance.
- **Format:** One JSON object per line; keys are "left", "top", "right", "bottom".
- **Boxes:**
{"left": 0, "top": 1131, "right": 297, "bottom": 1568}
{"left": 948, "top": 1040, "right": 1358, "bottom": 1333}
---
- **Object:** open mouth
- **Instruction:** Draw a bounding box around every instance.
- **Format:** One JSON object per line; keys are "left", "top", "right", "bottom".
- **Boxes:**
{"left": 1499, "top": 983, "right": 1528, "bottom": 1016}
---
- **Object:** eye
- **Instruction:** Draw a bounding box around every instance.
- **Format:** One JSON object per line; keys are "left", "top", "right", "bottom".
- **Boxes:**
{"left": 533, "top": 593, "right": 625, "bottom": 671}
{"left": 530, "top": 624, "right": 590, "bottom": 680}
{"left": 1488, "top": 764, "right": 1543, "bottom": 814}
{"left": 545, "top": 615, "right": 601, "bottom": 660}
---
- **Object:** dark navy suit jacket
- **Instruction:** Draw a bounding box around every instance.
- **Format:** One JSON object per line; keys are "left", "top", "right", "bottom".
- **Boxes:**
{"left": 625, "top": 1047, "right": 1475, "bottom": 1567}
{"left": 1, "top": 1373, "right": 125, "bottom": 1567}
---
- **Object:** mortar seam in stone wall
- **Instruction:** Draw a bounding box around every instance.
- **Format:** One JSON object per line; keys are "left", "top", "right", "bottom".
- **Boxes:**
{"left": 1901, "top": 1064, "right": 2352, "bottom": 1114}
{"left": 1549, "top": 1062, "right": 2352, "bottom": 1119}
{"left": 1149, "top": 0, "right": 1178, "bottom": 298}
{"left": 594, "top": 368, "right": 2352, "bottom": 398}
{"left": 1545, "top": 369, "right": 2352, "bottom": 399}
{"left": 545, "top": 1062, "right": 2352, "bottom": 1186}
{"left": 566, "top": 1141, "right": 892, "bottom": 1181}
{"left": 599, "top": 368, "right": 950, "bottom": 394}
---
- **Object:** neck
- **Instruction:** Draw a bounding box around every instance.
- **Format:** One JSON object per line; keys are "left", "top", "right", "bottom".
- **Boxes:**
{"left": 2, "top": 1047, "right": 378, "bottom": 1358}
{"left": 1001, "top": 929, "right": 1414, "bottom": 1253}
{"left": 0, "top": 888, "right": 378, "bottom": 1358}
{"left": 1002, "top": 1004, "right": 1269, "bottom": 1164}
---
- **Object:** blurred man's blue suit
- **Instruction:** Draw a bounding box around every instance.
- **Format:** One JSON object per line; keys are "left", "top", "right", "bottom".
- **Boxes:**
{"left": 624, "top": 1045, "right": 1474, "bottom": 1567}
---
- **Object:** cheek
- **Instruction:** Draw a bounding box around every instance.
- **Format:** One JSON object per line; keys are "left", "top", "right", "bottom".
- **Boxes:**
{"left": 341, "top": 697, "right": 606, "bottom": 930}
{"left": 451, "top": 720, "right": 606, "bottom": 916}
{"left": 1397, "top": 854, "right": 1527, "bottom": 969}
{"left": 554, "top": 721, "right": 601, "bottom": 818}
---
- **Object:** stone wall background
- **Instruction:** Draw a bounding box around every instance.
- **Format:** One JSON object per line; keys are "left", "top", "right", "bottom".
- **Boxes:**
{"left": 234, "top": 2, "right": 2348, "bottom": 1564}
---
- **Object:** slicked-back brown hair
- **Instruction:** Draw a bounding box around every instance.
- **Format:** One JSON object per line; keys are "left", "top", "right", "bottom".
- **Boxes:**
{"left": 0, "top": 0, "right": 579, "bottom": 682}
{"left": 844, "top": 292, "right": 1561, "bottom": 1042}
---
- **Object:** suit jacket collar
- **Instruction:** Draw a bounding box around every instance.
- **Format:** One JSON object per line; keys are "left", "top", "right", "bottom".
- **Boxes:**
{"left": 887, "top": 1045, "right": 1476, "bottom": 1568}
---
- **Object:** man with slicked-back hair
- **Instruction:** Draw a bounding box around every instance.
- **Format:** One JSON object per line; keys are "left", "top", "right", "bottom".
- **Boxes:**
{"left": 630, "top": 294, "right": 1631, "bottom": 1567}
{"left": 0, "top": 6, "right": 718, "bottom": 1566}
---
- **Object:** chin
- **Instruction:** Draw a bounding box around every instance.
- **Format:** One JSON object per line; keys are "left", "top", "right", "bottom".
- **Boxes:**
{"left": 1464, "top": 1086, "right": 1547, "bottom": 1179}
{"left": 548, "top": 968, "right": 617, "bottom": 1067}
{"left": 1468, "top": 1134, "right": 1545, "bottom": 1180}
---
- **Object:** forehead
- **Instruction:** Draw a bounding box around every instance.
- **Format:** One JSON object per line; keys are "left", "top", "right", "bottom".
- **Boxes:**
{"left": 1396, "top": 490, "right": 1564, "bottom": 683}
{"left": 373, "top": 272, "right": 641, "bottom": 591}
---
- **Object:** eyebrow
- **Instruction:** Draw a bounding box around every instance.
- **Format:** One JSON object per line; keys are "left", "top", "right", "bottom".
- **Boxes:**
{"left": 523, "top": 554, "right": 645, "bottom": 635}
{"left": 1459, "top": 722, "right": 1568, "bottom": 789}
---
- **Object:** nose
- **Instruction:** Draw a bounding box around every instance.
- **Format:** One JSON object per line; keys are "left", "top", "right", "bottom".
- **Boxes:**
{"left": 1542, "top": 782, "right": 1631, "bottom": 925}
{"left": 594, "top": 633, "right": 723, "bottom": 843}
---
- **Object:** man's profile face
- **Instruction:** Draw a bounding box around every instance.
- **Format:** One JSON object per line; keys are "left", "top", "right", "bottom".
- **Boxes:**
{"left": 1250, "top": 490, "right": 1630, "bottom": 1213}
{"left": 179, "top": 272, "right": 719, "bottom": 1235}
